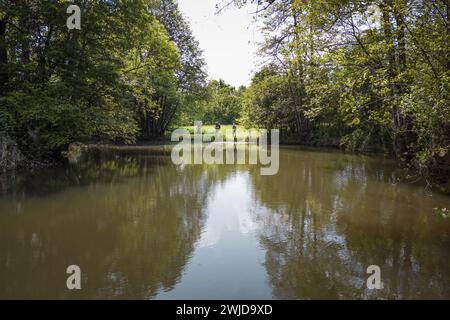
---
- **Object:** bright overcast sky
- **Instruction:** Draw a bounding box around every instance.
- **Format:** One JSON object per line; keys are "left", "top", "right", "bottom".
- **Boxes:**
{"left": 177, "top": 0, "right": 264, "bottom": 87}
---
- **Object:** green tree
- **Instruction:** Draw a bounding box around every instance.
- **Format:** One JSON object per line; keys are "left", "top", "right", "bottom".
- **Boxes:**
{"left": 0, "top": 0, "right": 189, "bottom": 165}
{"left": 229, "top": 0, "right": 449, "bottom": 187}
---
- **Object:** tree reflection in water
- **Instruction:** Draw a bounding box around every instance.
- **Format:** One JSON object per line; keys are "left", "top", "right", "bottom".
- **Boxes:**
{"left": 0, "top": 150, "right": 217, "bottom": 299}
{"left": 0, "top": 147, "right": 449, "bottom": 299}
{"left": 249, "top": 148, "right": 450, "bottom": 299}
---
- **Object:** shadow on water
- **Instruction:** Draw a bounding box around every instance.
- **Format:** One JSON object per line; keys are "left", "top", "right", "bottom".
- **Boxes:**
{"left": 0, "top": 149, "right": 163, "bottom": 198}
{"left": 0, "top": 150, "right": 212, "bottom": 299}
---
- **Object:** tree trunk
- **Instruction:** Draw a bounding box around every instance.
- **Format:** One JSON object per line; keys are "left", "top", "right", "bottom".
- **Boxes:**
{"left": 393, "top": 0, "right": 413, "bottom": 158}
{"left": 382, "top": 0, "right": 402, "bottom": 156}
{"left": 0, "top": 18, "right": 8, "bottom": 93}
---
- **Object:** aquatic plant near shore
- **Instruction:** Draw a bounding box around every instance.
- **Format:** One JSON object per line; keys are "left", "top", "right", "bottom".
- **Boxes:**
{"left": 434, "top": 208, "right": 450, "bottom": 220}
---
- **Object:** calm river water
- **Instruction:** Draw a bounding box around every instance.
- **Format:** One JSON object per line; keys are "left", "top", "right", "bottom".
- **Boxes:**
{"left": 0, "top": 147, "right": 449, "bottom": 299}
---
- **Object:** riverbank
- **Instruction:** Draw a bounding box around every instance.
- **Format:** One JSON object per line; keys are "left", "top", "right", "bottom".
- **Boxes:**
{"left": 2, "top": 135, "right": 449, "bottom": 195}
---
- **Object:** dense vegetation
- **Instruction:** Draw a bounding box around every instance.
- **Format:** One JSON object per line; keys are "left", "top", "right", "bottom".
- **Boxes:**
{"left": 178, "top": 79, "right": 245, "bottom": 125}
{"left": 0, "top": 0, "right": 449, "bottom": 190}
{"left": 233, "top": 0, "right": 449, "bottom": 187}
{"left": 0, "top": 0, "right": 206, "bottom": 167}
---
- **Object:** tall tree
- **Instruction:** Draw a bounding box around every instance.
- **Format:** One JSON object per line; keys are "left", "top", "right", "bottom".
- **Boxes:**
{"left": 0, "top": 0, "right": 180, "bottom": 160}
{"left": 229, "top": 0, "right": 449, "bottom": 185}
{"left": 146, "top": 0, "right": 207, "bottom": 137}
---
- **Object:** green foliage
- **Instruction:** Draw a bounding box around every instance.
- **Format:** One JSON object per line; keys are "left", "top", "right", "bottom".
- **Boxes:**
{"left": 0, "top": 0, "right": 205, "bottom": 164}
{"left": 149, "top": 0, "right": 207, "bottom": 136}
{"left": 434, "top": 208, "right": 450, "bottom": 220}
{"left": 238, "top": 0, "right": 450, "bottom": 186}
{"left": 240, "top": 67, "right": 293, "bottom": 130}
{"left": 179, "top": 79, "right": 244, "bottom": 125}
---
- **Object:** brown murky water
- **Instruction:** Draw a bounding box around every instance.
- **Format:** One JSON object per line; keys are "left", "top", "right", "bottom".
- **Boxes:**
{"left": 0, "top": 147, "right": 449, "bottom": 299}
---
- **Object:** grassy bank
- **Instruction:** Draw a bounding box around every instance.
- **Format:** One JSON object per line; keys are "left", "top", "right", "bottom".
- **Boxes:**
{"left": 181, "top": 125, "right": 260, "bottom": 142}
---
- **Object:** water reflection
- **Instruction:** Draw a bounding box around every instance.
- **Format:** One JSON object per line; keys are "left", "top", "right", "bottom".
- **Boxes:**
{"left": 0, "top": 147, "right": 449, "bottom": 299}
{"left": 250, "top": 149, "right": 450, "bottom": 299}
{"left": 0, "top": 152, "right": 212, "bottom": 299}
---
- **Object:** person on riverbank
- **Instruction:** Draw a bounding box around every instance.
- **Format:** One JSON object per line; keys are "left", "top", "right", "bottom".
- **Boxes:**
{"left": 215, "top": 122, "right": 221, "bottom": 137}
{"left": 232, "top": 123, "right": 237, "bottom": 142}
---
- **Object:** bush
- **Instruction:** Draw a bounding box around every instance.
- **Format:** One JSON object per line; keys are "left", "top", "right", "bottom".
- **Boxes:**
{"left": 0, "top": 134, "right": 24, "bottom": 171}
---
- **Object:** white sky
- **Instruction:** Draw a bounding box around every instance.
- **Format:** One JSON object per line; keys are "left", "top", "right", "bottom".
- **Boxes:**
{"left": 177, "top": 0, "right": 264, "bottom": 87}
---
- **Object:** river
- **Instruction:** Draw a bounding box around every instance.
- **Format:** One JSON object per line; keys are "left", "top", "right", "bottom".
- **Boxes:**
{"left": 0, "top": 146, "right": 449, "bottom": 299}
